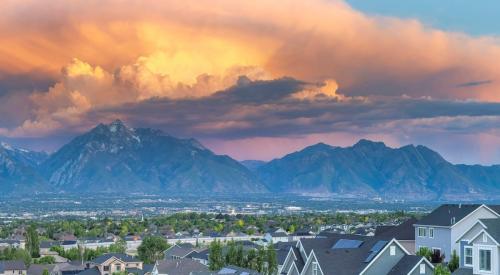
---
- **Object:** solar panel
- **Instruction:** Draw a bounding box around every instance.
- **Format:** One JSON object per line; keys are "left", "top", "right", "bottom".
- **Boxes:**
{"left": 331, "top": 239, "right": 364, "bottom": 249}
{"left": 364, "top": 240, "right": 388, "bottom": 263}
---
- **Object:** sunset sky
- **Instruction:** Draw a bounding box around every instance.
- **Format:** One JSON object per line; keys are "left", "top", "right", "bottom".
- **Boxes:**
{"left": 0, "top": 0, "right": 499, "bottom": 164}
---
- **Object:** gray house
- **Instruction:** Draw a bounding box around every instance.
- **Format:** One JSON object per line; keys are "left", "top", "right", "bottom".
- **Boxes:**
{"left": 280, "top": 233, "right": 433, "bottom": 275}
{"left": 414, "top": 204, "right": 500, "bottom": 261}
{"left": 453, "top": 218, "right": 500, "bottom": 275}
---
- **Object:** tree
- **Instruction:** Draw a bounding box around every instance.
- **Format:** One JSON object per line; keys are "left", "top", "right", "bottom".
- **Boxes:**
{"left": 448, "top": 250, "right": 459, "bottom": 272}
{"left": 416, "top": 247, "right": 432, "bottom": 261}
{"left": 109, "top": 240, "right": 127, "bottom": 253}
{"left": 434, "top": 264, "right": 451, "bottom": 275}
{"left": 257, "top": 246, "right": 266, "bottom": 273}
{"left": 225, "top": 241, "right": 237, "bottom": 265}
{"left": 34, "top": 256, "right": 56, "bottom": 264}
{"left": 42, "top": 269, "right": 49, "bottom": 275}
{"left": 236, "top": 245, "right": 244, "bottom": 267}
{"left": 266, "top": 243, "right": 277, "bottom": 275}
{"left": 26, "top": 224, "right": 40, "bottom": 258}
{"left": 209, "top": 240, "right": 224, "bottom": 271}
{"left": 246, "top": 249, "right": 258, "bottom": 270}
{"left": 137, "top": 236, "right": 170, "bottom": 264}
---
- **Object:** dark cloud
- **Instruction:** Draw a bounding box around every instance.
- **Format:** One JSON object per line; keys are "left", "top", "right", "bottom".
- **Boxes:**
{"left": 456, "top": 80, "right": 492, "bottom": 88}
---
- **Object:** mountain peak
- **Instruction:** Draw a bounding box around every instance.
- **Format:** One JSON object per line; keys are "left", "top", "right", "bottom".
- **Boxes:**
{"left": 353, "top": 139, "right": 387, "bottom": 149}
{"left": 0, "top": 141, "right": 13, "bottom": 151}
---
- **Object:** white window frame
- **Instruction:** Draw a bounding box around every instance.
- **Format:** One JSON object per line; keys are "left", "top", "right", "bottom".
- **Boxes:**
{"left": 428, "top": 227, "right": 434, "bottom": 238}
{"left": 478, "top": 248, "right": 492, "bottom": 272}
{"left": 463, "top": 245, "right": 473, "bottom": 267}
{"left": 390, "top": 245, "right": 396, "bottom": 256}
{"left": 312, "top": 262, "right": 318, "bottom": 275}
{"left": 483, "top": 233, "right": 488, "bottom": 243}
{"left": 419, "top": 263, "right": 425, "bottom": 274}
{"left": 418, "top": 227, "right": 427, "bottom": 238}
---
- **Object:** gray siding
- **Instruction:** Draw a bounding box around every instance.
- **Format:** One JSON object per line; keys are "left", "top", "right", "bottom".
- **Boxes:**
{"left": 408, "top": 261, "right": 433, "bottom": 275}
{"left": 363, "top": 243, "right": 405, "bottom": 275}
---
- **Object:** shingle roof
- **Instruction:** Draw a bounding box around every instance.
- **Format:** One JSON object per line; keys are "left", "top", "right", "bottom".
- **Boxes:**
{"left": 218, "top": 265, "right": 259, "bottom": 275}
{"left": 0, "top": 260, "right": 27, "bottom": 271}
{"left": 77, "top": 267, "right": 101, "bottom": 275}
{"left": 375, "top": 218, "right": 418, "bottom": 240}
{"left": 480, "top": 218, "right": 500, "bottom": 243}
{"left": 92, "top": 253, "right": 139, "bottom": 264}
{"left": 291, "top": 247, "right": 304, "bottom": 272}
{"left": 415, "top": 204, "right": 481, "bottom": 227}
{"left": 487, "top": 205, "right": 500, "bottom": 215}
{"left": 164, "top": 244, "right": 196, "bottom": 259}
{"left": 187, "top": 249, "right": 209, "bottom": 261}
{"left": 156, "top": 259, "right": 208, "bottom": 275}
{"left": 299, "top": 233, "right": 392, "bottom": 275}
{"left": 452, "top": 268, "right": 473, "bottom": 275}
{"left": 386, "top": 255, "right": 423, "bottom": 275}
{"left": 28, "top": 264, "right": 56, "bottom": 275}
{"left": 40, "top": 241, "right": 61, "bottom": 249}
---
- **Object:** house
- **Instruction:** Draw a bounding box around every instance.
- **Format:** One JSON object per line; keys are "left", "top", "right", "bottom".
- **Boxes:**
{"left": 414, "top": 204, "right": 500, "bottom": 261}
{"left": 375, "top": 218, "right": 418, "bottom": 254}
{"left": 264, "top": 228, "right": 289, "bottom": 243}
{"left": 0, "top": 261, "right": 28, "bottom": 275}
{"left": 217, "top": 266, "right": 259, "bottom": 275}
{"left": 61, "top": 241, "right": 78, "bottom": 251}
{"left": 156, "top": 259, "right": 208, "bottom": 275}
{"left": 77, "top": 253, "right": 143, "bottom": 275}
{"left": 453, "top": 218, "right": 500, "bottom": 275}
{"left": 54, "top": 261, "right": 86, "bottom": 275}
{"left": 28, "top": 264, "right": 57, "bottom": 275}
{"left": 186, "top": 249, "right": 209, "bottom": 266}
{"left": 40, "top": 241, "right": 63, "bottom": 254}
{"left": 164, "top": 244, "right": 196, "bottom": 260}
{"left": 124, "top": 236, "right": 142, "bottom": 253}
{"left": 0, "top": 239, "right": 25, "bottom": 250}
{"left": 274, "top": 242, "right": 296, "bottom": 272}
{"left": 280, "top": 233, "right": 433, "bottom": 275}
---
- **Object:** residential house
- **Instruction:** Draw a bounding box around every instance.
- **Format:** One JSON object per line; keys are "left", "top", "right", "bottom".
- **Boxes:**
{"left": 77, "top": 253, "right": 143, "bottom": 275}
{"left": 28, "top": 264, "right": 57, "bottom": 275}
{"left": 375, "top": 218, "right": 418, "bottom": 254}
{"left": 217, "top": 266, "right": 259, "bottom": 275}
{"left": 453, "top": 218, "right": 500, "bottom": 275}
{"left": 124, "top": 236, "right": 142, "bottom": 253}
{"left": 186, "top": 250, "right": 209, "bottom": 266}
{"left": 156, "top": 259, "right": 208, "bottom": 275}
{"left": 164, "top": 244, "right": 196, "bottom": 260}
{"left": 79, "top": 238, "right": 114, "bottom": 250}
{"left": 264, "top": 228, "right": 289, "bottom": 243}
{"left": 40, "top": 241, "right": 62, "bottom": 254}
{"left": 0, "top": 240, "right": 25, "bottom": 250}
{"left": 61, "top": 241, "right": 78, "bottom": 251}
{"left": 414, "top": 204, "right": 500, "bottom": 261}
{"left": 280, "top": 233, "right": 434, "bottom": 275}
{"left": 0, "top": 261, "right": 28, "bottom": 275}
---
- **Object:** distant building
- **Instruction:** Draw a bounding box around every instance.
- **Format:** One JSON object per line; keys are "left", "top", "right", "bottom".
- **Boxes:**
{"left": 0, "top": 261, "right": 28, "bottom": 275}
{"left": 156, "top": 259, "right": 208, "bottom": 275}
{"left": 375, "top": 217, "right": 418, "bottom": 254}
{"left": 77, "top": 253, "right": 144, "bottom": 275}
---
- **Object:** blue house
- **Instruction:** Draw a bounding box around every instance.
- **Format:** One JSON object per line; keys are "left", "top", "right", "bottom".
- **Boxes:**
{"left": 414, "top": 204, "right": 500, "bottom": 262}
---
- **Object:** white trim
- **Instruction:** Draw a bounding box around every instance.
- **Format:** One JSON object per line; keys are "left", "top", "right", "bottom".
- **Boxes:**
{"left": 450, "top": 204, "right": 500, "bottom": 229}
{"left": 417, "top": 227, "right": 427, "bottom": 238}
{"left": 478, "top": 246, "right": 494, "bottom": 273}
{"left": 299, "top": 250, "right": 324, "bottom": 275}
{"left": 406, "top": 257, "right": 434, "bottom": 275}
{"left": 463, "top": 245, "right": 473, "bottom": 267}
{"left": 454, "top": 221, "right": 487, "bottom": 243}
{"left": 470, "top": 229, "right": 500, "bottom": 246}
{"left": 279, "top": 246, "right": 297, "bottom": 274}
{"left": 428, "top": 227, "right": 434, "bottom": 239}
{"left": 359, "top": 239, "right": 411, "bottom": 275}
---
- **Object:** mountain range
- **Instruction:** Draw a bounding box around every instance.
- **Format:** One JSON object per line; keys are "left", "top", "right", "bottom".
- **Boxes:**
{"left": 1, "top": 120, "right": 499, "bottom": 200}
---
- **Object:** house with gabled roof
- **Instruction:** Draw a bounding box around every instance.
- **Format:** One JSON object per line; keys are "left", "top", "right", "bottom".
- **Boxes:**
{"left": 0, "top": 261, "right": 27, "bottom": 275}
{"left": 414, "top": 204, "right": 500, "bottom": 261}
{"left": 77, "top": 253, "right": 144, "bottom": 275}
{"left": 453, "top": 218, "right": 500, "bottom": 275}
{"left": 279, "top": 233, "right": 433, "bottom": 275}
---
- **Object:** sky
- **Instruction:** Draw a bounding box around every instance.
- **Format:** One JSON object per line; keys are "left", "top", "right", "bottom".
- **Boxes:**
{"left": 0, "top": 0, "right": 499, "bottom": 164}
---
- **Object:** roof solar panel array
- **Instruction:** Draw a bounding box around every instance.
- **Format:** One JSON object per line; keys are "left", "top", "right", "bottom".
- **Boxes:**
{"left": 331, "top": 239, "right": 364, "bottom": 249}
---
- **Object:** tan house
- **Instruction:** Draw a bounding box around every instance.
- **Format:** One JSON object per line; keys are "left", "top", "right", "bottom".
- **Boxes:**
{"left": 78, "top": 254, "right": 149, "bottom": 275}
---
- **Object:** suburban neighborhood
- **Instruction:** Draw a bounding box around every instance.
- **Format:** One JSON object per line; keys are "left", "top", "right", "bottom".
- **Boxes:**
{"left": 0, "top": 204, "right": 498, "bottom": 275}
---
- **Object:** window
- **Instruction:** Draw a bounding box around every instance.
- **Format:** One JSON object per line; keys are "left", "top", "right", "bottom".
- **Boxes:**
{"left": 104, "top": 266, "right": 110, "bottom": 272}
{"left": 115, "top": 264, "right": 122, "bottom": 271}
{"left": 464, "top": 246, "right": 473, "bottom": 267}
{"left": 419, "top": 263, "right": 426, "bottom": 274}
{"left": 429, "top": 228, "right": 434, "bottom": 238}
{"left": 479, "top": 249, "right": 491, "bottom": 272}
{"left": 483, "top": 233, "right": 488, "bottom": 243}
{"left": 418, "top": 227, "right": 427, "bottom": 237}
{"left": 432, "top": 248, "right": 441, "bottom": 255}
{"left": 390, "top": 245, "right": 396, "bottom": 256}
{"left": 312, "top": 262, "right": 318, "bottom": 275}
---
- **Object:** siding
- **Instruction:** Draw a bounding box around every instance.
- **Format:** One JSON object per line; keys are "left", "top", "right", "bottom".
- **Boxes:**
{"left": 363, "top": 243, "right": 405, "bottom": 275}
{"left": 408, "top": 261, "right": 433, "bottom": 275}
{"left": 415, "top": 226, "right": 452, "bottom": 260}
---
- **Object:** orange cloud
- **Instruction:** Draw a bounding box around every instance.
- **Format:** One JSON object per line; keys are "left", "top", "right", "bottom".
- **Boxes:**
{"left": 1, "top": 0, "right": 500, "bottom": 137}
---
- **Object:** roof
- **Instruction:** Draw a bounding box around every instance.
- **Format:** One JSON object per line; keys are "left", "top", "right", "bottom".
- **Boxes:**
{"left": 480, "top": 218, "right": 500, "bottom": 243}
{"left": 415, "top": 204, "right": 481, "bottom": 227}
{"left": 375, "top": 218, "right": 418, "bottom": 240}
{"left": 156, "top": 259, "right": 208, "bottom": 275}
{"left": 28, "top": 264, "right": 56, "bottom": 275}
{"left": 299, "top": 233, "right": 392, "bottom": 275}
{"left": 275, "top": 242, "right": 295, "bottom": 265}
{"left": 142, "top": 264, "right": 155, "bottom": 274}
{"left": 187, "top": 249, "right": 209, "bottom": 261}
{"left": 452, "top": 268, "right": 473, "bottom": 275}
{"left": 487, "top": 205, "right": 500, "bottom": 215}
{"left": 77, "top": 267, "right": 101, "bottom": 275}
{"left": 40, "top": 241, "right": 61, "bottom": 249}
{"left": 218, "top": 265, "right": 259, "bottom": 275}
{"left": 164, "top": 244, "right": 196, "bottom": 259}
{"left": 291, "top": 247, "right": 304, "bottom": 272}
{"left": 92, "top": 253, "right": 139, "bottom": 265}
{"left": 0, "top": 260, "right": 27, "bottom": 271}
{"left": 386, "top": 255, "right": 423, "bottom": 275}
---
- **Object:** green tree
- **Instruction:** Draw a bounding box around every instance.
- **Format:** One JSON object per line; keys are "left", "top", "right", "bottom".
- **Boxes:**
{"left": 246, "top": 249, "right": 258, "bottom": 270}
{"left": 448, "top": 250, "right": 459, "bottom": 272}
{"left": 209, "top": 240, "right": 224, "bottom": 271}
{"left": 236, "top": 245, "right": 244, "bottom": 267}
{"left": 137, "top": 236, "right": 170, "bottom": 264}
{"left": 42, "top": 269, "right": 49, "bottom": 275}
{"left": 416, "top": 247, "right": 432, "bottom": 261}
{"left": 34, "top": 256, "right": 56, "bottom": 264}
{"left": 266, "top": 243, "right": 277, "bottom": 275}
{"left": 434, "top": 264, "right": 451, "bottom": 275}
{"left": 109, "top": 240, "right": 127, "bottom": 253}
{"left": 225, "top": 241, "right": 237, "bottom": 265}
{"left": 257, "top": 246, "right": 266, "bottom": 273}
{"left": 26, "top": 224, "right": 40, "bottom": 258}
